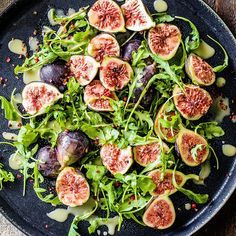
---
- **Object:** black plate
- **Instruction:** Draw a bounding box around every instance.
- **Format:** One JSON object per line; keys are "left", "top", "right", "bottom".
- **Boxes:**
{"left": 0, "top": 0, "right": 236, "bottom": 235}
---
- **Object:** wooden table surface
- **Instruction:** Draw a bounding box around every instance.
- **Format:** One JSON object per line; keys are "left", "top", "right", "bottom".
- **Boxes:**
{"left": 0, "top": 0, "right": 236, "bottom": 236}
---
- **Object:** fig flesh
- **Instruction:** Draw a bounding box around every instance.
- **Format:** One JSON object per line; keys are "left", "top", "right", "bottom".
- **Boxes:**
{"left": 100, "top": 57, "right": 133, "bottom": 91}
{"left": 88, "top": 0, "right": 125, "bottom": 33}
{"left": 148, "top": 24, "right": 181, "bottom": 60}
{"left": 84, "top": 80, "right": 117, "bottom": 111}
{"left": 22, "top": 82, "right": 63, "bottom": 115}
{"left": 87, "top": 33, "right": 120, "bottom": 62}
{"left": 173, "top": 84, "right": 213, "bottom": 120}
{"left": 123, "top": 39, "right": 141, "bottom": 62}
{"left": 143, "top": 196, "right": 176, "bottom": 229}
{"left": 121, "top": 0, "right": 155, "bottom": 31}
{"left": 154, "top": 102, "right": 181, "bottom": 143}
{"left": 176, "top": 128, "right": 209, "bottom": 167}
{"left": 100, "top": 144, "right": 133, "bottom": 175}
{"left": 185, "top": 53, "right": 216, "bottom": 86}
{"left": 69, "top": 55, "right": 100, "bottom": 86}
{"left": 56, "top": 167, "right": 90, "bottom": 207}
{"left": 148, "top": 169, "right": 185, "bottom": 197}
{"left": 133, "top": 141, "right": 168, "bottom": 167}
{"left": 37, "top": 146, "right": 61, "bottom": 178}
{"left": 40, "top": 60, "right": 68, "bottom": 91}
{"left": 57, "top": 130, "right": 89, "bottom": 168}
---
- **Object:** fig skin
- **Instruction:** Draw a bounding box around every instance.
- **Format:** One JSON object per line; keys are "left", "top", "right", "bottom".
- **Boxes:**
{"left": 100, "top": 57, "right": 133, "bottom": 91}
{"left": 56, "top": 167, "right": 90, "bottom": 207}
{"left": 37, "top": 146, "right": 61, "bottom": 178}
{"left": 148, "top": 23, "right": 182, "bottom": 60}
{"left": 100, "top": 144, "right": 133, "bottom": 175}
{"left": 133, "top": 142, "right": 169, "bottom": 167}
{"left": 121, "top": 0, "right": 155, "bottom": 31}
{"left": 88, "top": 0, "right": 126, "bottom": 33}
{"left": 173, "top": 84, "right": 213, "bottom": 120}
{"left": 84, "top": 80, "right": 118, "bottom": 112}
{"left": 131, "top": 63, "right": 156, "bottom": 108}
{"left": 143, "top": 196, "right": 176, "bottom": 229}
{"left": 87, "top": 33, "right": 120, "bottom": 63}
{"left": 22, "top": 82, "right": 63, "bottom": 115}
{"left": 147, "top": 169, "right": 185, "bottom": 197}
{"left": 185, "top": 53, "right": 216, "bottom": 86}
{"left": 40, "top": 60, "right": 68, "bottom": 91}
{"left": 154, "top": 103, "right": 181, "bottom": 143}
{"left": 56, "top": 130, "right": 90, "bottom": 168}
{"left": 69, "top": 55, "right": 100, "bottom": 86}
{"left": 176, "top": 128, "right": 209, "bottom": 167}
{"left": 123, "top": 39, "right": 141, "bottom": 62}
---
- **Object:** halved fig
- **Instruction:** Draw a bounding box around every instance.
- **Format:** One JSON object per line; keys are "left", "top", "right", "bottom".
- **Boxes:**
{"left": 121, "top": 0, "right": 155, "bottom": 31}
{"left": 88, "top": 0, "right": 125, "bottom": 33}
{"left": 100, "top": 144, "right": 133, "bottom": 175}
{"left": 133, "top": 142, "right": 168, "bottom": 167}
{"left": 154, "top": 102, "right": 181, "bottom": 143}
{"left": 147, "top": 169, "right": 198, "bottom": 197}
{"left": 56, "top": 167, "right": 90, "bottom": 207}
{"left": 143, "top": 196, "right": 176, "bottom": 229}
{"left": 57, "top": 130, "right": 89, "bottom": 168}
{"left": 148, "top": 24, "right": 181, "bottom": 60}
{"left": 173, "top": 84, "right": 213, "bottom": 120}
{"left": 84, "top": 80, "right": 117, "bottom": 111}
{"left": 87, "top": 33, "right": 120, "bottom": 62}
{"left": 69, "top": 55, "right": 100, "bottom": 86}
{"left": 100, "top": 57, "right": 133, "bottom": 91}
{"left": 185, "top": 53, "right": 216, "bottom": 86}
{"left": 176, "top": 128, "right": 209, "bottom": 167}
{"left": 22, "top": 82, "right": 63, "bottom": 115}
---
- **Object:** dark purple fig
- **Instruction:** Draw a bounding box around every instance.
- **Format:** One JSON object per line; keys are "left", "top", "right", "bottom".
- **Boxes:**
{"left": 84, "top": 80, "right": 118, "bottom": 111}
{"left": 70, "top": 55, "right": 100, "bottom": 86}
{"left": 57, "top": 131, "right": 89, "bottom": 167}
{"left": 176, "top": 128, "right": 209, "bottom": 167}
{"left": 121, "top": 0, "right": 155, "bottom": 31}
{"left": 56, "top": 167, "right": 90, "bottom": 207}
{"left": 100, "top": 57, "right": 133, "bottom": 91}
{"left": 133, "top": 142, "right": 168, "bottom": 167}
{"left": 88, "top": 0, "right": 125, "bottom": 33}
{"left": 22, "top": 82, "right": 63, "bottom": 115}
{"left": 132, "top": 63, "right": 156, "bottom": 107}
{"left": 154, "top": 102, "right": 181, "bottom": 143}
{"left": 148, "top": 23, "right": 181, "bottom": 60}
{"left": 100, "top": 144, "right": 133, "bottom": 175}
{"left": 185, "top": 53, "right": 216, "bottom": 86}
{"left": 123, "top": 39, "right": 141, "bottom": 62}
{"left": 143, "top": 196, "right": 176, "bottom": 229}
{"left": 148, "top": 169, "right": 187, "bottom": 197}
{"left": 40, "top": 60, "right": 68, "bottom": 91}
{"left": 88, "top": 33, "right": 120, "bottom": 62}
{"left": 173, "top": 84, "right": 213, "bottom": 120}
{"left": 37, "top": 146, "right": 61, "bottom": 178}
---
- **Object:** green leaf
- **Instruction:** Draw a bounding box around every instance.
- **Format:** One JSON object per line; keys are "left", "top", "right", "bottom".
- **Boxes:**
{"left": 0, "top": 163, "right": 15, "bottom": 190}
{"left": 154, "top": 14, "right": 174, "bottom": 23}
{"left": 195, "top": 122, "right": 225, "bottom": 139}
{"left": 191, "top": 144, "right": 203, "bottom": 162}
{"left": 0, "top": 96, "right": 19, "bottom": 121}
{"left": 137, "top": 176, "right": 156, "bottom": 195}
{"left": 84, "top": 164, "right": 107, "bottom": 181}
{"left": 17, "top": 124, "right": 38, "bottom": 147}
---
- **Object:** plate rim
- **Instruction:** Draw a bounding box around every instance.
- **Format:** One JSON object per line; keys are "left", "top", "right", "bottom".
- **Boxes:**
{"left": 0, "top": 0, "right": 235, "bottom": 236}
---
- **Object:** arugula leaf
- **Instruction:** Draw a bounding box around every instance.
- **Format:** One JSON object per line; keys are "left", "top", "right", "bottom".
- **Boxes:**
{"left": 191, "top": 144, "right": 203, "bottom": 162}
{"left": 0, "top": 96, "right": 19, "bottom": 121}
{"left": 194, "top": 122, "right": 225, "bottom": 139}
{"left": 153, "top": 14, "right": 174, "bottom": 23}
{"left": 176, "top": 16, "right": 200, "bottom": 52}
{"left": 0, "top": 163, "right": 15, "bottom": 190}
{"left": 84, "top": 164, "right": 107, "bottom": 181}
{"left": 17, "top": 124, "right": 38, "bottom": 147}
{"left": 207, "top": 35, "right": 229, "bottom": 72}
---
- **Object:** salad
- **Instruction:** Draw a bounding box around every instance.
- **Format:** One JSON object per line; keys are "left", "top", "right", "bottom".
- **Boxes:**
{"left": 0, "top": 0, "right": 230, "bottom": 234}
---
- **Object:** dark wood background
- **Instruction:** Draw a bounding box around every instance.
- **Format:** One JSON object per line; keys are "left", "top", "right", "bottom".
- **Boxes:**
{"left": 195, "top": 0, "right": 236, "bottom": 236}
{"left": 0, "top": 0, "right": 235, "bottom": 236}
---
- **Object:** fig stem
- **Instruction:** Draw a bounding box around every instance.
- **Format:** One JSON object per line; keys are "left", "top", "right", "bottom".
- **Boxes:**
{"left": 207, "top": 35, "right": 229, "bottom": 73}
{"left": 207, "top": 144, "right": 219, "bottom": 170}
{"left": 185, "top": 174, "right": 200, "bottom": 182}
{"left": 121, "top": 32, "right": 137, "bottom": 47}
